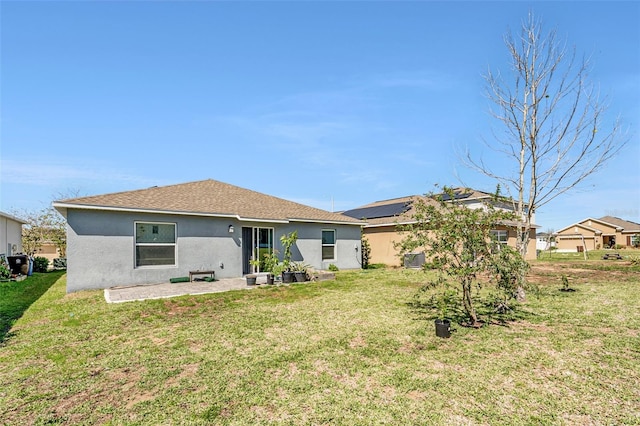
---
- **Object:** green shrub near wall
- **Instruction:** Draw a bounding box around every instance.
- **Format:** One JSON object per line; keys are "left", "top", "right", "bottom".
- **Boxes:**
{"left": 33, "top": 257, "right": 49, "bottom": 273}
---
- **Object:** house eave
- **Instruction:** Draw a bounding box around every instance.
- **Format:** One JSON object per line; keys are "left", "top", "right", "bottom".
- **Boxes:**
{"left": 363, "top": 220, "right": 417, "bottom": 229}
{"left": 0, "top": 211, "right": 28, "bottom": 224}
{"left": 289, "top": 218, "right": 366, "bottom": 226}
{"left": 53, "top": 202, "right": 365, "bottom": 226}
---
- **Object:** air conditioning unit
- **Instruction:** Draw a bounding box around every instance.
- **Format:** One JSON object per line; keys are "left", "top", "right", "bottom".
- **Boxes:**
{"left": 403, "top": 252, "right": 425, "bottom": 269}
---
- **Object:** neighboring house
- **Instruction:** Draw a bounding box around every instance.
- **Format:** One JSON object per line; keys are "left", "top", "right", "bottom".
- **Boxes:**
{"left": 53, "top": 179, "right": 365, "bottom": 293}
{"left": 536, "top": 232, "right": 556, "bottom": 251}
{"left": 34, "top": 241, "right": 61, "bottom": 264}
{"left": 0, "top": 211, "right": 26, "bottom": 257}
{"left": 554, "top": 216, "right": 640, "bottom": 251}
{"left": 342, "top": 188, "right": 538, "bottom": 266}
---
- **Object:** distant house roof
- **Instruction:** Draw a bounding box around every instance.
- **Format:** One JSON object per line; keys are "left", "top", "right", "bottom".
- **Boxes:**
{"left": 342, "top": 197, "right": 414, "bottom": 221}
{"left": 53, "top": 179, "right": 365, "bottom": 225}
{"left": 343, "top": 187, "right": 533, "bottom": 228}
{"left": 342, "top": 195, "right": 430, "bottom": 227}
{"left": 597, "top": 216, "right": 640, "bottom": 233}
{"left": 0, "top": 211, "right": 27, "bottom": 224}
{"left": 556, "top": 216, "right": 640, "bottom": 234}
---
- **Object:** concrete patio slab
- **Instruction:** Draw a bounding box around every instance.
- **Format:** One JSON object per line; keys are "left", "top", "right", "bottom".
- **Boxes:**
{"left": 104, "top": 277, "right": 253, "bottom": 303}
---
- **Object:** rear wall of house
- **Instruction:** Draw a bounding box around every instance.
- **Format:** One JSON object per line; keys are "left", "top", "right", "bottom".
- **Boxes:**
{"left": 364, "top": 226, "right": 405, "bottom": 267}
{"left": 65, "top": 209, "right": 362, "bottom": 292}
{"left": 364, "top": 225, "right": 537, "bottom": 265}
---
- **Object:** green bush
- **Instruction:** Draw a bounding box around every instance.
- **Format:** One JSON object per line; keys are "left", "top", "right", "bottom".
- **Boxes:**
{"left": 328, "top": 264, "right": 339, "bottom": 272}
{"left": 0, "top": 263, "right": 10, "bottom": 279}
{"left": 361, "top": 234, "right": 371, "bottom": 269}
{"left": 33, "top": 257, "right": 49, "bottom": 273}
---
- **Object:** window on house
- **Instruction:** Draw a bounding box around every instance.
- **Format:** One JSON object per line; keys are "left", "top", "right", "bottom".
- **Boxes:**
{"left": 135, "top": 222, "right": 176, "bottom": 267}
{"left": 322, "top": 229, "right": 336, "bottom": 260}
{"left": 630, "top": 234, "right": 640, "bottom": 247}
{"left": 490, "top": 230, "right": 508, "bottom": 245}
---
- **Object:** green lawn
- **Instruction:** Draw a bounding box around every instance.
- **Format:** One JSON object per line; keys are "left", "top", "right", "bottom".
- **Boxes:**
{"left": 1, "top": 265, "right": 639, "bottom": 425}
{"left": 537, "top": 248, "right": 640, "bottom": 261}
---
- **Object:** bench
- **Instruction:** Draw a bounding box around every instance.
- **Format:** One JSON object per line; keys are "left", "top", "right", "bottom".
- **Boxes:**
{"left": 602, "top": 253, "right": 623, "bottom": 260}
{"left": 189, "top": 270, "right": 216, "bottom": 282}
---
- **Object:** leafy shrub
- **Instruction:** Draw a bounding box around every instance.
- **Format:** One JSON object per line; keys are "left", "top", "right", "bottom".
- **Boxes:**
{"left": 53, "top": 258, "right": 67, "bottom": 269}
{"left": 367, "top": 263, "right": 387, "bottom": 270}
{"left": 0, "top": 263, "right": 10, "bottom": 279}
{"left": 33, "top": 256, "right": 49, "bottom": 273}
{"left": 361, "top": 234, "right": 371, "bottom": 269}
{"left": 629, "top": 256, "right": 640, "bottom": 265}
{"left": 328, "top": 264, "right": 339, "bottom": 272}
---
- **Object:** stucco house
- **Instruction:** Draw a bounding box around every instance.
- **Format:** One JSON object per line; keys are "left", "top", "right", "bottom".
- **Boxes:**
{"left": 53, "top": 179, "right": 365, "bottom": 293}
{"left": 554, "top": 216, "right": 640, "bottom": 251}
{"left": 342, "top": 188, "right": 538, "bottom": 266}
{"left": 0, "top": 211, "right": 26, "bottom": 258}
{"left": 536, "top": 232, "right": 556, "bottom": 251}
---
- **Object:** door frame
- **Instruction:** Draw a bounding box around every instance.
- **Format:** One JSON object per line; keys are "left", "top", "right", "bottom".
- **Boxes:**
{"left": 241, "top": 226, "right": 275, "bottom": 275}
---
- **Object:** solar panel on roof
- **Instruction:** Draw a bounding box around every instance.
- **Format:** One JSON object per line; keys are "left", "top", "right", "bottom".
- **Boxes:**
{"left": 342, "top": 201, "right": 411, "bottom": 220}
{"left": 439, "top": 191, "right": 472, "bottom": 201}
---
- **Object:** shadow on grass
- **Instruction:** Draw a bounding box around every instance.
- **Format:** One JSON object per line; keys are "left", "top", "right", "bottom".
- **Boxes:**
{"left": 407, "top": 294, "right": 540, "bottom": 329}
{"left": 0, "top": 270, "right": 65, "bottom": 344}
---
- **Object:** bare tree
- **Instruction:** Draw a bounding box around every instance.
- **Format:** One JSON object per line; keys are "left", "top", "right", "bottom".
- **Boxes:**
{"left": 465, "top": 12, "right": 625, "bottom": 298}
{"left": 11, "top": 189, "right": 81, "bottom": 258}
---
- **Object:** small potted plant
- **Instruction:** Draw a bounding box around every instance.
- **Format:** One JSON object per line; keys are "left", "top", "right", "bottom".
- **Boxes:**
{"left": 249, "top": 251, "right": 280, "bottom": 285}
{"left": 291, "top": 261, "right": 310, "bottom": 283}
{"left": 280, "top": 231, "right": 297, "bottom": 283}
{"left": 262, "top": 251, "right": 279, "bottom": 285}
{"left": 431, "top": 276, "right": 455, "bottom": 338}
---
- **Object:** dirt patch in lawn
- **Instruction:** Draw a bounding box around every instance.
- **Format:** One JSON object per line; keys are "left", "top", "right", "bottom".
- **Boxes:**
{"left": 527, "top": 262, "right": 635, "bottom": 286}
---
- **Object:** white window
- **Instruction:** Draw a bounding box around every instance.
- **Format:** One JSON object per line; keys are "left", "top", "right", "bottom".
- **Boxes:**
{"left": 135, "top": 222, "right": 176, "bottom": 267}
{"left": 491, "top": 230, "right": 508, "bottom": 245}
{"left": 631, "top": 234, "right": 640, "bottom": 247}
{"left": 322, "top": 229, "right": 336, "bottom": 260}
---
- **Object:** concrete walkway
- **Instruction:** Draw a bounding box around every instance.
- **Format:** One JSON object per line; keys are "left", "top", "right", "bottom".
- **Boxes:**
{"left": 104, "top": 277, "right": 255, "bottom": 303}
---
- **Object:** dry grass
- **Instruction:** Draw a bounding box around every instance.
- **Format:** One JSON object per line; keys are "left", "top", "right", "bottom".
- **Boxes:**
{"left": 0, "top": 263, "right": 638, "bottom": 425}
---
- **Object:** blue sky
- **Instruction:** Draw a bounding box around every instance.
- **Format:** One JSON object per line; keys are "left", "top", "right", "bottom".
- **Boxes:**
{"left": 1, "top": 1, "right": 638, "bottom": 231}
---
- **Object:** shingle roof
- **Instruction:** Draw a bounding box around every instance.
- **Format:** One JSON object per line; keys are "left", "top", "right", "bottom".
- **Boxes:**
{"left": 345, "top": 195, "right": 436, "bottom": 227}
{"left": 347, "top": 187, "right": 533, "bottom": 228}
{"left": 53, "top": 179, "right": 364, "bottom": 225}
{"left": 597, "top": 216, "right": 640, "bottom": 232}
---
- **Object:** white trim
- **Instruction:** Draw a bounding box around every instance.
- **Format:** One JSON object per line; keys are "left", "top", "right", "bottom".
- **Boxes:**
{"left": 0, "top": 211, "right": 27, "bottom": 224}
{"left": 52, "top": 203, "right": 364, "bottom": 226}
{"left": 490, "top": 229, "right": 508, "bottom": 244}
{"left": 363, "top": 220, "right": 418, "bottom": 228}
{"left": 288, "top": 218, "right": 366, "bottom": 226}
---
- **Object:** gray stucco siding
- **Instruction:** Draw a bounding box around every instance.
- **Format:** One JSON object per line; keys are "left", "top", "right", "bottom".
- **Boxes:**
{"left": 66, "top": 210, "right": 241, "bottom": 292}
{"left": 286, "top": 223, "right": 362, "bottom": 270}
{"left": 65, "top": 209, "right": 362, "bottom": 292}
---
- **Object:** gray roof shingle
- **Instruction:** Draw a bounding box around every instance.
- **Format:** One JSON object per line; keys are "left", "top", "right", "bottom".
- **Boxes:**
{"left": 597, "top": 216, "right": 640, "bottom": 232}
{"left": 54, "top": 179, "right": 364, "bottom": 225}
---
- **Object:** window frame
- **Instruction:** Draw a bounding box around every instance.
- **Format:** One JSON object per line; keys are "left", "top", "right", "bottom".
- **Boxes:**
{"left": 134, "top": 221, "right": 177, "bottom": 268}
{"left": 490, "top": 229, "right": 509, "bottom": 245}
{"left": 322, "top": 229, "right": 336, "bottom": 261}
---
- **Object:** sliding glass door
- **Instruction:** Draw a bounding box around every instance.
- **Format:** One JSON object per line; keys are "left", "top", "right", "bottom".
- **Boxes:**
{"left": 242, "top": 227, "right": 274, "bottom": 274}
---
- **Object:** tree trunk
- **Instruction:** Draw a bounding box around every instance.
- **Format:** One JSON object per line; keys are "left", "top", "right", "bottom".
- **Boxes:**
{"left": 462, "top": 279, "right": 480, "bottom": 326}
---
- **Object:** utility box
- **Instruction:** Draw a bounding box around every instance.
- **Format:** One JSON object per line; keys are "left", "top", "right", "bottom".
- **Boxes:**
{"left": 404, "top": 252, "right": 425, "bottom": 269}
{"left": 8, "top": 255, "right": 29, "bottom": 275}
